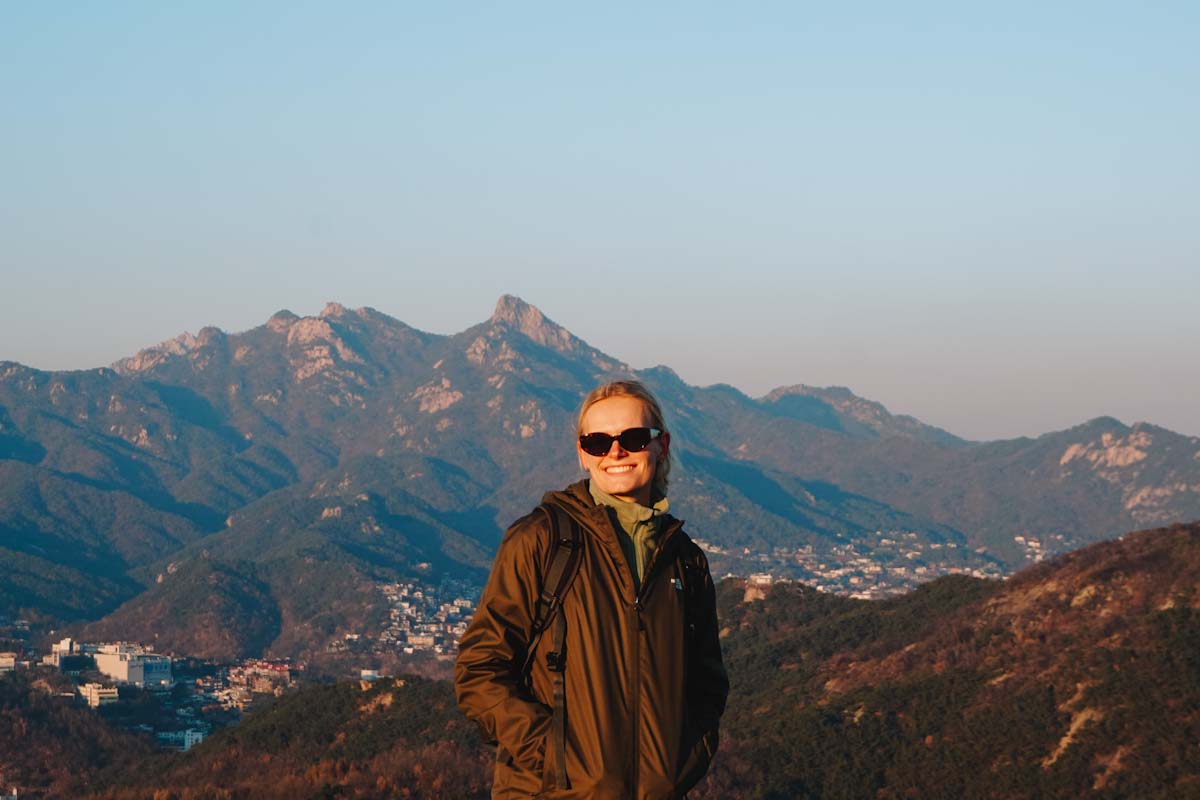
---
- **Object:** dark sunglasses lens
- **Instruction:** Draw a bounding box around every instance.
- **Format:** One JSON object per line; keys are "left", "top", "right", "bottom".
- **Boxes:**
{"left": 579, "top": 428, "right": 656, "bottom": 456}
{"left": 619, "top": 428, "right": 653, "bottom": 451}
{"left": 579, "top": 433, "right": 615, "bottom": 456}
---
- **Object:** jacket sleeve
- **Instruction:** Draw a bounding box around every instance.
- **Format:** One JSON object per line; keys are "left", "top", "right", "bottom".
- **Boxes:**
{"left": 677, "top": 549, "right": 730, "bottom": 793}
{"left": 454, "top": 512, "right": 551, "bottom": 772}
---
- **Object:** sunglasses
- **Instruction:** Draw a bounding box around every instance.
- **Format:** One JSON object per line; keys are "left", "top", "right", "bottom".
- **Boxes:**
{"left": 578, "top": 427, "right": 663, "bottom": 457}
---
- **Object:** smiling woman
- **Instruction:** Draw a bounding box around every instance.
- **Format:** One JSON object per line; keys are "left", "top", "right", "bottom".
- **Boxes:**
{"left": 576, "top": 384, "right": 671, "bottom": 506}
{"left": 455, "top": 379, "right": 728, "bottom": 799}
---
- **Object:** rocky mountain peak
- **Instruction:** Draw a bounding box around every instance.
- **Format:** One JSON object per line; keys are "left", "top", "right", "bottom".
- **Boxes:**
{"left": 112, "top": 331, "right": 204, "bottom": 374}
{"left": 489, "top": 294, "right": 576, "bottom": 353}
{"left": 266, "top": 310, "right": 299, "bottom": 333}
{"left": 1071, "top": 416, "right": 1130, "bottom": 435}
{"left": 279, "top": 307, "right": 370, "bottom": 385}
{"left": 196, "top": 326, "right": 225, "bottom": 345}
{"left": 353, "top": 305, "right": 383, "bottom": 322}
{"left": 286, "top": 317, "right": 339, "bottom": 347}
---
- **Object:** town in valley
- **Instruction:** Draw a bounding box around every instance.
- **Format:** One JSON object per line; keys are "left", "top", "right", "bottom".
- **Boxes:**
{"left": 0, "top": 532, "right": 1062, "bottom": 756}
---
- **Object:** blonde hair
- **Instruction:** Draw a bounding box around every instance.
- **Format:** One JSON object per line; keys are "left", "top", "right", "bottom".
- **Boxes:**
{"left": 576, "top": 380, "right": 672, "bottom": 496}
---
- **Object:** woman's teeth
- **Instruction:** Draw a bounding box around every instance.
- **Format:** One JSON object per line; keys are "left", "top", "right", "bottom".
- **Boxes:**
{"left": 605, "top": 465, "right": 634, "bottom": 473}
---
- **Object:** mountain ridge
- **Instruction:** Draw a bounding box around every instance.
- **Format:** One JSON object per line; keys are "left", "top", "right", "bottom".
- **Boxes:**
{"left": 2, "top": 295, "right": 1199, "bottom": 659}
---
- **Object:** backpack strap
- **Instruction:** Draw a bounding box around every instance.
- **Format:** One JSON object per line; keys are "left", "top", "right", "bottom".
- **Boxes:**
{"left": 547, "top": 590, "right": 570, "bottom": 789}
{"left": 520, "top": 503, "right": 582, "bottom": 675}
{"left": 520, "top": 502, "right": 582, "bottom": 790}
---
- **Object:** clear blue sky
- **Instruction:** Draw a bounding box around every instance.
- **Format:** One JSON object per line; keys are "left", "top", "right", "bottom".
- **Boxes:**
{"left": 2, "top": 2, "right": 1197, "bottom": 440}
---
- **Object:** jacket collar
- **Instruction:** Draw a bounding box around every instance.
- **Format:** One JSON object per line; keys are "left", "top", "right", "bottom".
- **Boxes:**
{"left": 545, "top": 479, "right": 679, "bottom": 521}
{"left": 543, "top": 480, "right": 684, "bottom": 549}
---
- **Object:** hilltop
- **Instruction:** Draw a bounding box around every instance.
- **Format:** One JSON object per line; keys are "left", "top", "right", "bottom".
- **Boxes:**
{"left": 699, "top": 521, "right": 1200, "bottom": 799}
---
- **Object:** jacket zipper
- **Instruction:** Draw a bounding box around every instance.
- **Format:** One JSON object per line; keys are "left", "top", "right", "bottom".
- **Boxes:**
{"left": 630, "top": 520, "right": 683, "bottom": 798}
{"left": 638, "top": 520, "right": 683, "bottom": 601}
{"left": 631, "top": 597, "right": 642, "bottom": 799}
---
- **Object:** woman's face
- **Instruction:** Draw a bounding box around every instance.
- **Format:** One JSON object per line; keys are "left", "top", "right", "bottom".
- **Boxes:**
{"left": 577, "top": 395, "right": 668, "bottom": 506}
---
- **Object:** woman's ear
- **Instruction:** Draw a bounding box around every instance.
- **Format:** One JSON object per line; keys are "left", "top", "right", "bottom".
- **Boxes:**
{"left": 657, "top": 431, "right": 671, "bottom": 462}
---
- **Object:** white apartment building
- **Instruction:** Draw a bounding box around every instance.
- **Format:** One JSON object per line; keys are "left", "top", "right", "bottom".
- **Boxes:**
{"left": 0, "top": 652, "right": 16, "bottom": 673}
{"left": 94, "top": 644, "right": 173, "bottom": 688}
{"left": 79, "top": 683, "right": 119, "bottom": 708}
{"left": 155, "top": 728, "right": 206, "bottom": 752}
{"left": 39, "top": 637, "right": 77, "bottom": 668}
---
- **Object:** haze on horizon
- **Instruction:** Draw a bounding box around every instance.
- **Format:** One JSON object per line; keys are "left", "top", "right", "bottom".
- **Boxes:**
{"left": 2, "top": 4, "right": 1197, "bottom": 442}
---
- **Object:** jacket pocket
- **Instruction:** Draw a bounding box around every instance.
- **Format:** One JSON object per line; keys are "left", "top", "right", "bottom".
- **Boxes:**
{"left": 674, "top": 726, "right": 717, "bottom": 795}
{"left": 497, "top": 735, "right": 548, "bottom": 797}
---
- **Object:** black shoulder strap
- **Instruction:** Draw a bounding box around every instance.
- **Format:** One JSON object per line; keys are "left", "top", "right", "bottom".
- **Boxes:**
{"left": 520, "top": 503, "right": 583, "bottom": 677}
{"left": 520, "top": 502, "right": 581, "bottom": 791}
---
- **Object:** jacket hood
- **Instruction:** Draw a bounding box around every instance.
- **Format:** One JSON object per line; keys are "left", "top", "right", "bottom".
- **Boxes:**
{"left": 541, "top": 480, "right": 596, "bottom": 519}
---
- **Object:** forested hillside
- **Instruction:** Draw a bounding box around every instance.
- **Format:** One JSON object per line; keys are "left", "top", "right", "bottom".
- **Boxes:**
{"left": 2, "top": 521, "right": 1189, "bottom": 799}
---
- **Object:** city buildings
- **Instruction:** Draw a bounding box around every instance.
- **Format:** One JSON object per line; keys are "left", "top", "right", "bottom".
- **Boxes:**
{"left": 375, "top": 578, "right": 479, "bottom": 657}
{"left": 696, "top": 530, "right": 1008, "bottom": 598}
{"left": 227, "top": 660, "right": 295, "bottom": 696}
{"left": 79, "top": 683, "right": 119, "bottom": 708}
{"left": 40, "top": 638, "right": 92, "bottom": 675}
{"left": 155, "top": 728, "right": 206, "bottom": 752}
{"left": 94, "top": 643, "right": 173, "bottom": 688}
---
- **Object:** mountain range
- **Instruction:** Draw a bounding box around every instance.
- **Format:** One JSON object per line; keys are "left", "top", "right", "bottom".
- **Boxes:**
{"left": 2, "top": 295, "right": 1198, "bottom": 659}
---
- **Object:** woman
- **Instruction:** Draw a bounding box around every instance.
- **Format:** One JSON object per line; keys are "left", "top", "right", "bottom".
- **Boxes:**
{"left": 455, "top": 380, "right": 729, "bottom": 799}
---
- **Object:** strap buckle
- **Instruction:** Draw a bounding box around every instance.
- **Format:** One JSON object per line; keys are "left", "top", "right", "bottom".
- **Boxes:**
{"left": 545, "top": 649, "right": 566, "bottom": 672}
